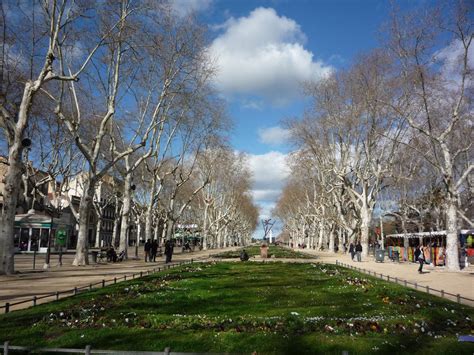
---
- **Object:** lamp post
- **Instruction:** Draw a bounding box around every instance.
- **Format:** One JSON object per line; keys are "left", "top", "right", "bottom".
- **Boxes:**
{"left": 43, "top": 199, "right": 63, "bottom": 269}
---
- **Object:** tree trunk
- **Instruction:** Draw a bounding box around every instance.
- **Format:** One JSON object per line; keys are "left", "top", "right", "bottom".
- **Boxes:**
{"left": 317, "top": 224, "right": 324, "bottom": 250}
{"left": 118, "top": 173, "right": 132, "bottom": 257}
{"left": 202, "top": 203, "right": 209, "bottom": 250}
{"left": 144, "top": 178, "right": 157, "bottom": 242}
{"left": 0, "top": 149, "right": 23, "bottom": 275}
{"left": 72, "top": 180, "right": 94, "bottom": 266}
{"left": 328, "top": 225, "right": 335, "bottom": 253}
{"left": 445, "top": 197, "right": 460, "bottom": 271}
{"left": 338, "top": 228, "right": 344, "bottom": 253}
{"left": 360, "top": 204, "right": 371, "bottom": 258}
{"left": 0, "top": 84, "right": 34, "bottom": 275}
{"left": 95, "top": 217, "right": 101, "bottom": 248}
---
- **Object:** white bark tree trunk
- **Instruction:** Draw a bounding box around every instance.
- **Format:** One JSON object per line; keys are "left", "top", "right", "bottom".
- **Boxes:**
{"left": 72, "top": 179, "right": 95, "bottom": 266}
{"left": 95, "top": 218, "right": 101, "bottom": 248}
{"left": 360, "top": 204, "right": 371, "bottom": 258}
{"left": 445, "top": 197, "right": 460, "bottom": 271}
{"left": 118, "top": 173, "right": 132, "bottom": 257}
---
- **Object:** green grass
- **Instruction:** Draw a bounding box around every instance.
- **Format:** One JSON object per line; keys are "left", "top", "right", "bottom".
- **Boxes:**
{"left": 211, "top": 245, "right": 314, "bottom": 259}
{"left": 0, "top": 262, "right": 473, "bottom": 354}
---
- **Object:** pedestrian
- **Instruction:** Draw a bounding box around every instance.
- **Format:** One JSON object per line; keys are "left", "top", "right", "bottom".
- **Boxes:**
{"left": 144, "top": 239, "right": 151, "bottom": 262}
{"left": 164, "top": 239, "right": 174, "bottom": 263}
{"left": 151, "top": 239, "right": 158, "bottom": 262}
{"left": 349, "top": 242, "right": 355, "bottom": 261}
{"left": 355, "top": 242, "right": 362, "bottom": 262}
{"left": 415, "top": 246, "right": 425, "bottom": 273}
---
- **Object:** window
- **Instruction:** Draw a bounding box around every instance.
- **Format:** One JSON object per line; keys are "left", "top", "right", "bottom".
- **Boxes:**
{"left": 40, "top": 229, "right": 49, "bottom": 248}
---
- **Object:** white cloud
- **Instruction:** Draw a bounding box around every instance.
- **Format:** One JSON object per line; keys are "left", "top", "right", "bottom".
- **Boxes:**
{"left": 247, "top": 151, "right": 290, "bottom": 192}
{"left": 171, "top": 0, "right": 213, "bottom": 17}
{"left": 210, "top": 7, "right": 332, "bottom": 104}
{"left": 435, "top": 39, "right": 474, "bottom": 89}
{"left": 258, "top": 126, "right": 291, "bottom": 146}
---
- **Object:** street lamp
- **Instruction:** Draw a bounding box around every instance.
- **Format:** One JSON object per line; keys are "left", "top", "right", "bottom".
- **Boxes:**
{"left": 43, "top": 199, "right": 63, "bottom": 269}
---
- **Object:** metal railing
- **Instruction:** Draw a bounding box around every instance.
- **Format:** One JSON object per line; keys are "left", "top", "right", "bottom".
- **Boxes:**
{"left": 1, "top": 342, "right": 190, "bottom": 354}
{"left": 0, "top": 259, "right": 200, "bottom": 314}
{"left": 335, "top": 260, "right": 474, "bottom": 306}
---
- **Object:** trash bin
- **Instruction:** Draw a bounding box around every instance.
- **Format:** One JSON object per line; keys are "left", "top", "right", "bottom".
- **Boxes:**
{"left": 260, "top": 244, "right": 268, "bottom": 259}
{"left": 375, "top": 249, "right": 385, "bottom": 262}
{"left": 91, "top": 251, "right": 98, "bottom": 263}
{"left": 392, "top": 251, "right": 399, "bottom": 262}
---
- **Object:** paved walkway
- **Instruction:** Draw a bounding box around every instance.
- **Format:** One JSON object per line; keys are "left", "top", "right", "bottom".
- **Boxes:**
{"left": 298, "top": 248, "right": 474, "bottom": 306}
{"left": 0, "top": 247, "right": 234, "bottom": 312}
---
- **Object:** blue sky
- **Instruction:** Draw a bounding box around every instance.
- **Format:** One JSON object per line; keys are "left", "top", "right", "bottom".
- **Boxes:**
{"left": 173, "top": 0, "right": 437, "bottom": 238}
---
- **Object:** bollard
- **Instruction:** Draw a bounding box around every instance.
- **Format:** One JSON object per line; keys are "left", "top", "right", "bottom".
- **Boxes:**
{"left": 441, "top": 290, "right": 445, "bottom": 298}
{"left": 56, "top": 291, "right": 60, "bottom": 301}
{"left": 387, "top": 276, "right": 390, "bottom": 281}
{"left": 85, "top": 345, "right": 91, "bottom": 355}
{"left": 158, "top": 267, "right": 161, "bottom": 272}
{"left": 191, "top": 258, "right": 193, "bottom": 264}
{"left": 4, "top": 341, "right": 9, "bottom": 355}
{"left": 426, "top": 286, "right": 429, "bottom": 294}
{"left": 140, "top": 271, "right": 143, "bottom": 277}
{"left": 415, "top": 282, "right": 418, "bottom": 289}
{"left": 114, "top": 277, "right": 117, "bottom": 284}
{"left": 33, "top": 296, "right": 37, "bottom": 306}
{"left": 33, "top": 250, "right": 36, "bottom": 270}
{"left": 404, "top": 280, "right": 407, "bottom": 287}
{"left": 124, "top": 275, "right": 127, "bottom": 281}
{"left": 74, "top": 287, "right": 78, "bottom": 295}
{"left": 395, "top": 277, "right": 398, "bottom": 284}
{"left": 5, "top": 303, "right": 9, "bottom": 313}
{"left": 457, "top": 294, "right": 461, "bottom": 303}
{"left": 102, "top": 280, "right": 105, "bottom": 288}
{"left": 89, "top": 283, "right": 92, "bottom": 291}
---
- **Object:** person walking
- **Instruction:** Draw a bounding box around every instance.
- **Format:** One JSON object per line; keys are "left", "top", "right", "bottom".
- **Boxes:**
{"left": 164, "top": 239, "right": 174, "bottom": 263}
{"left": 151, "top": 239, "right": 158, "bottom": 262}
{"left": 415, "top": 246, "right": 425, "bottom": 273}
{"left": 144, "top": 239, "right": 151, "bottom": 262}
{"left": 349, "top": 242, "right": 355, "bottom": 261}
{"left": 355, "top": 242, "right": 362, "bottom": 262}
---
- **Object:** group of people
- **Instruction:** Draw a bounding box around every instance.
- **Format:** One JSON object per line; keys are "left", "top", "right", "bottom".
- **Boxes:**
{"left": 348, "top": 242, "right": 363, "bottom": 262}
{"left": 144, "top": 239, "right": 160, "bottom": 262}
{"left": 144, "top": 239, "right": 175, "bottom": 263}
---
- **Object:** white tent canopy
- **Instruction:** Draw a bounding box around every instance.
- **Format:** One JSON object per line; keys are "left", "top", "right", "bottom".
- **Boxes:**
{"left": 386, "top": 229, "right": 474, "bottom": 239}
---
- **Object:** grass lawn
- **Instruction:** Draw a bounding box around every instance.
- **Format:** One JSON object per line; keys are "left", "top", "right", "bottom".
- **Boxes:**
{"left": 211, "top": 245, "right": 314, "bottom": 259}
{"left": 0, "top": 262, "right": 473, "bottom": 354}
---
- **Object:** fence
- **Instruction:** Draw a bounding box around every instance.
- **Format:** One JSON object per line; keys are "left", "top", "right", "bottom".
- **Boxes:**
{"left": 0, "top": 259, "right": 197, "bottom": 314}
{"left": 1, "top": 342, "right": 192, "bottom": 354}
{"left": 335, "top": 260, "right": 474, "bottom": 306}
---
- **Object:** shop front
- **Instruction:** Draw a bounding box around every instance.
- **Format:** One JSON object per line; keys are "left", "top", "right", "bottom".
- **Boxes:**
{"left": 14, "top": 212, "right": 73, "bottom": 253}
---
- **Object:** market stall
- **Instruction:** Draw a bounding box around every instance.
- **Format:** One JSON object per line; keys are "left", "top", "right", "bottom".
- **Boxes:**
{"left": 385, "top": 229, "right": 474, "bottom": 267}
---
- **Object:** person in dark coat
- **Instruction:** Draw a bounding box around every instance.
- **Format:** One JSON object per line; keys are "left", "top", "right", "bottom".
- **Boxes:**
{"left": 144, "top": 239, "right": 151, "bottom": 262}
{"left": 349, "top": 242, "right": 355, "bottom": 261}
{"left": 355, "top": 242, "right": 362, "bottom": 262}
{"left": 151, "top": 240, "right": 159, "bottom": 262}
{"left": 164, "top": 240, "right": 174, "bottom": 263}
{"left": 415, "top": 246, "right": 425, "bottom": 273}
{"left": 240, "top": 249, "right": 249, "bottom": 261}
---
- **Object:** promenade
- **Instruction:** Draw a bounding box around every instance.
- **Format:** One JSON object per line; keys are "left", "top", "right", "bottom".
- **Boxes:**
{"left": 1, "top": 246, "right": 472, "bottom": 313}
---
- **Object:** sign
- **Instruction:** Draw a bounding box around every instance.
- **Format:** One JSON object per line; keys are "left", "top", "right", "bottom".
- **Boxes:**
{"left": 177, "top": 224, "right": 198, "bottom": 229}
{"left": 56, "top": 229, "right": 67, "bottom": 246}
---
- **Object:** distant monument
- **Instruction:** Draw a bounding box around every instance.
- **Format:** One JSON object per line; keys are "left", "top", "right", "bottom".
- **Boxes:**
{"left": 262, "top": 218, "right": 275, "bottom": 244}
